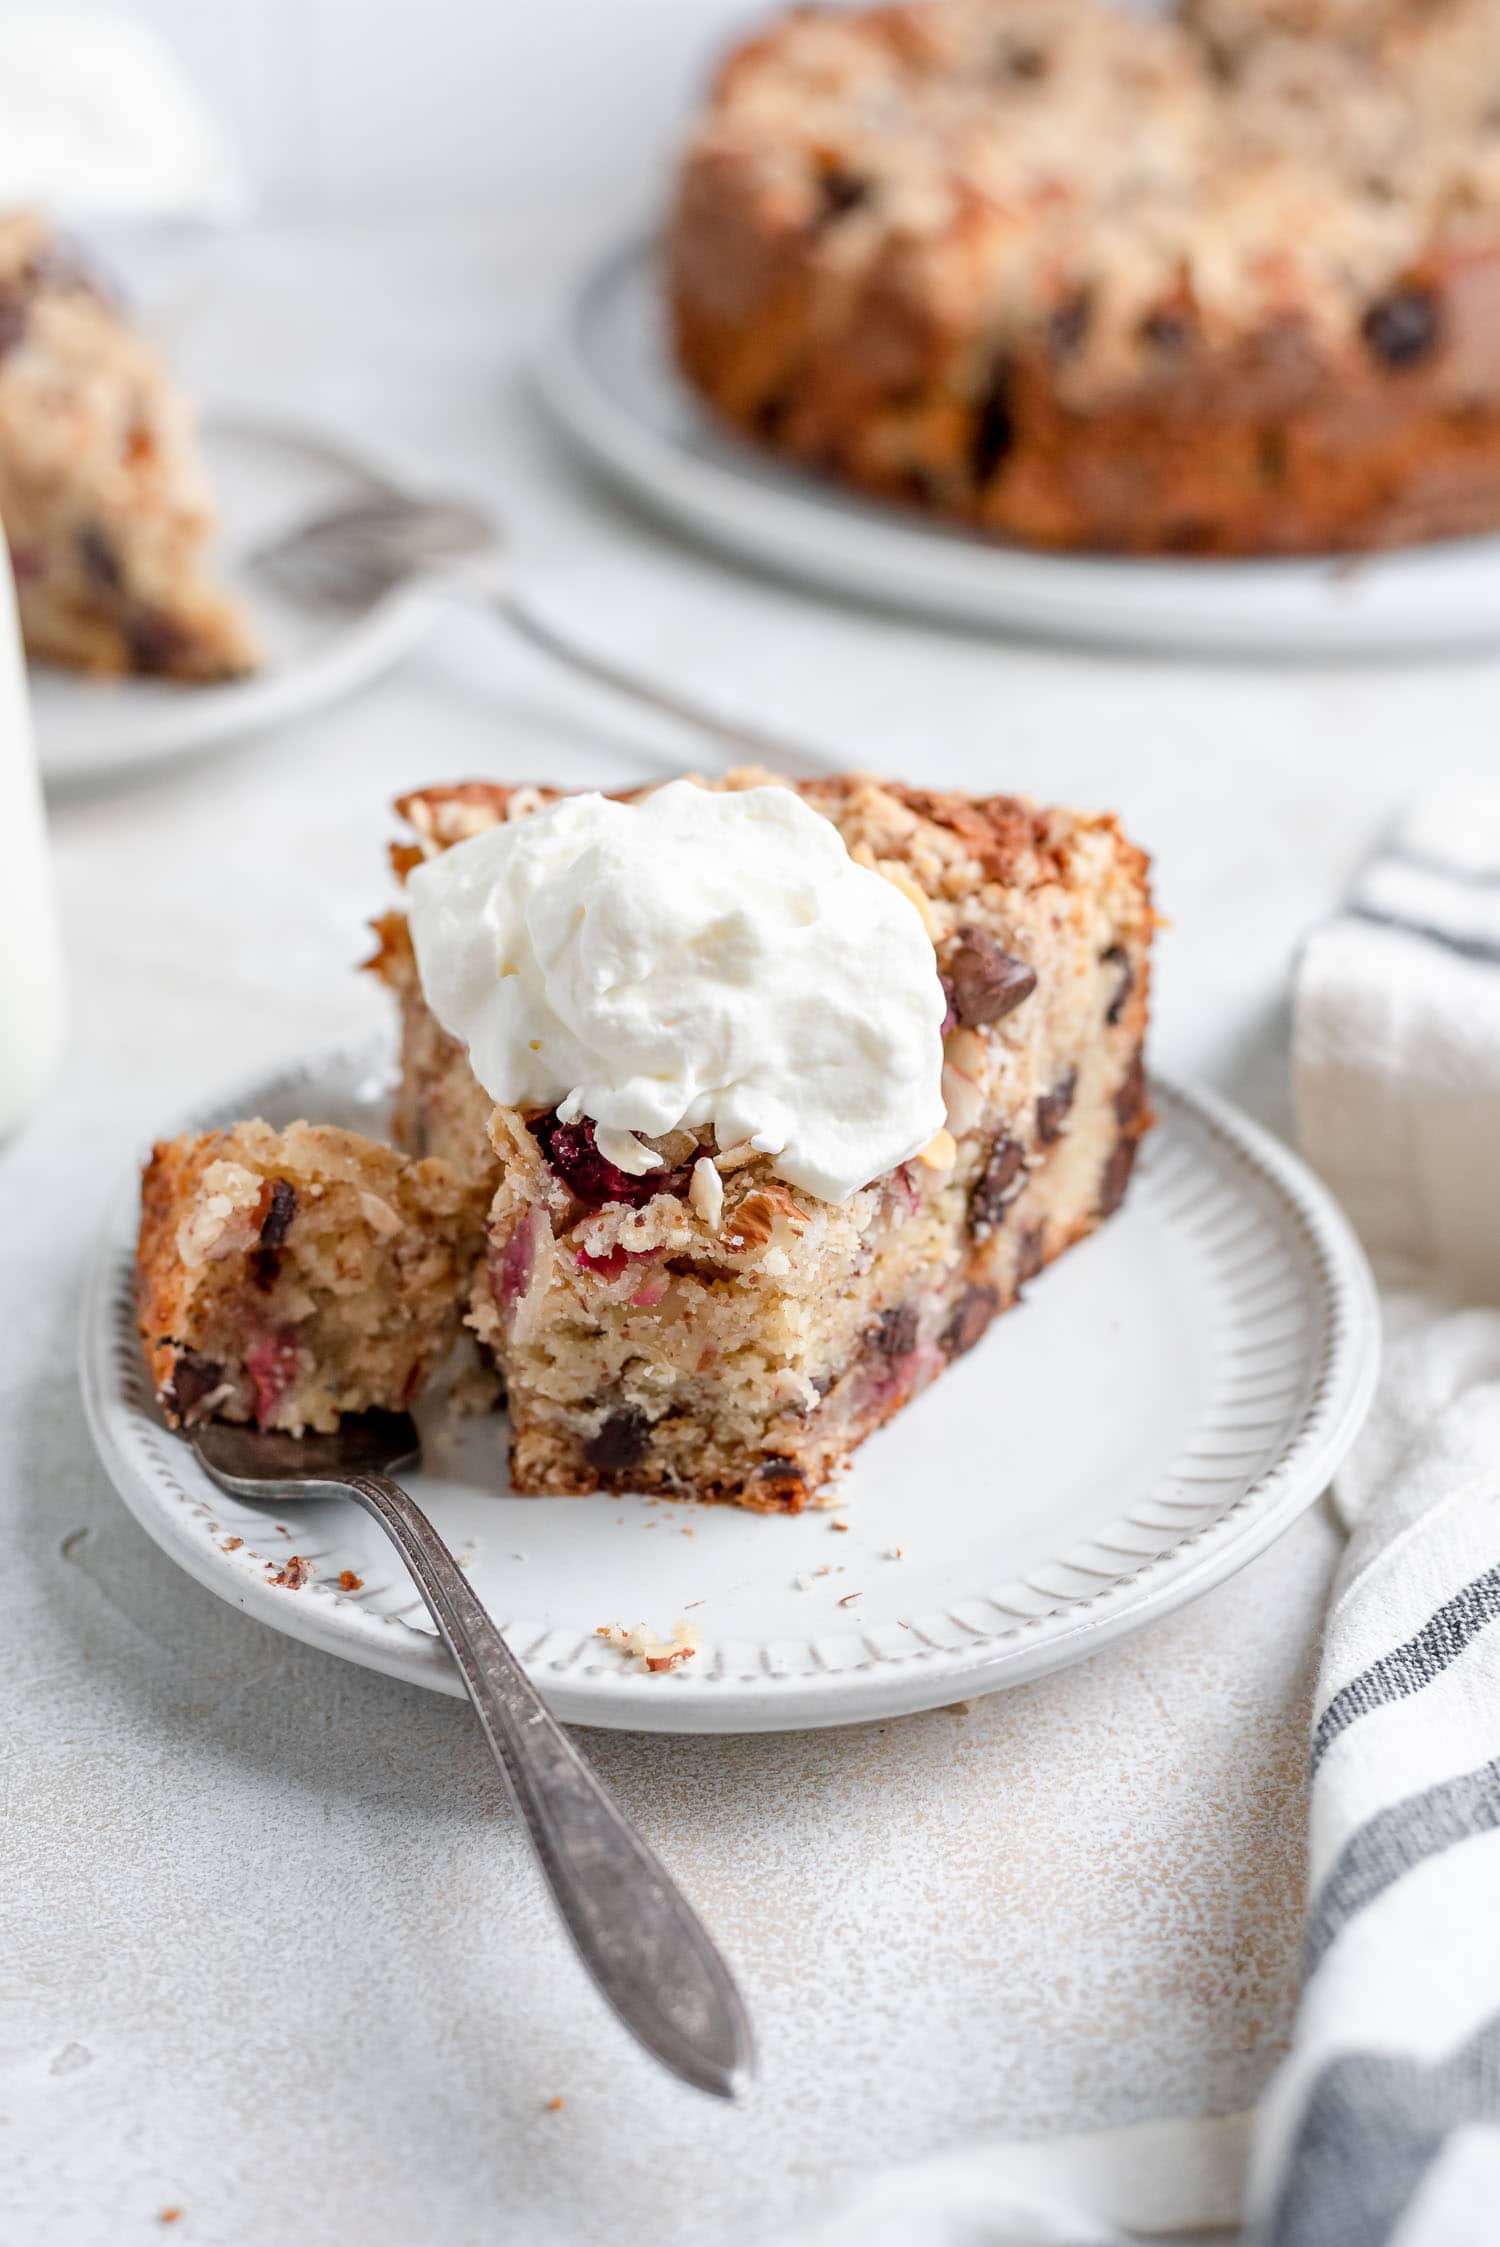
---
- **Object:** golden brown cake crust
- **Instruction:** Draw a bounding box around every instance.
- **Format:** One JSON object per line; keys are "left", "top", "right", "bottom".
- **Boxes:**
{"left": 385, "top": 769, "right": 1147, "bottom": 896}
{"left": 667, "top": 0, "right": 1500, "bottom": 556}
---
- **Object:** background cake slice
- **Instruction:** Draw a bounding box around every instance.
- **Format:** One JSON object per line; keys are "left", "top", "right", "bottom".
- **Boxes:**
{"left": 0, "top": 211, "right": 257, "bottom": 681}
{"left": 137, "top": 1120, "right": 488, "bottom": 1436}
{"left": 373, "top": 771, "right": 1154, "bottom": 1511}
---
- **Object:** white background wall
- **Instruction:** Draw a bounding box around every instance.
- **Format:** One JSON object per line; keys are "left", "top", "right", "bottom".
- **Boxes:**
{"left": 71, "top": 0, "right": 771, "bottom": 217}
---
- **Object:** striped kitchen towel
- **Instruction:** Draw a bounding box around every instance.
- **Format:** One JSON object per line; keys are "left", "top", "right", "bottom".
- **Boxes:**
{"left": 1250, "top": 780, "right": 1500, "bottom": 2246}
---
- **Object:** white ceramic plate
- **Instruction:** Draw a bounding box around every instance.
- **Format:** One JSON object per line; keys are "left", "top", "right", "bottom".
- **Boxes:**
{"left": 81, "top": 1043, "right": 1379, "bottom": 1733}
{"left": 34, "top": 413, "right": 441, "bottom": 785}
{"left": 541, "top": 236, "right": 1500, "bottom": 658}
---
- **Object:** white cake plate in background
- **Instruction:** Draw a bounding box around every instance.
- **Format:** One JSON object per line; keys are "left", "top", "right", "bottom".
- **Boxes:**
{"left": 82, "top": 1043, "right": 1378, "bottom": 1734}
{"left": 541, "top": 236, "right": 1500, "bottom": 659}
{"left": 33, "top": 414, "right": 441, "bottom": 785}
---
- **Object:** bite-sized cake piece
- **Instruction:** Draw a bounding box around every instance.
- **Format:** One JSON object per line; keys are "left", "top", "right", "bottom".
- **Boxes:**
{"left": 137, "top": 1120, "right": 488, "bottom": 1435}
{"left": 372, "top": 769, "right": 1154, "bottom": 1511}
{"left": 669, "top": 0, "right": 1500, "bottom": 555}
{"left": 0, "top": 211, "right": 257, "bottom": 680}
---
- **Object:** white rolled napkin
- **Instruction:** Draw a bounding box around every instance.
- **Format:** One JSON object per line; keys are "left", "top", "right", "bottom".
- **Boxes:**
{"left": 1246, "top": 785, "right": 1500, "bottom": 2247}
{"left": 768, "top": 2113, "right": 1249, "bottom": 2246}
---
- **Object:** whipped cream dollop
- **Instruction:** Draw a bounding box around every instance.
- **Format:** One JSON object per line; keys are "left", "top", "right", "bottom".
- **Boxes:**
{"left": 405, "top": 781, "right": 947, "bottom": 1203}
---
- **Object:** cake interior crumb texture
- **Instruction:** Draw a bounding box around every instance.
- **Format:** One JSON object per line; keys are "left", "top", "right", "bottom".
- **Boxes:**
{"left": 137, "top": 1120, "right": 488, "bottom": 1436}
{"left": 669, "top": 0, "right": 1500, "bottom": 555}
{"left": 0, "top": 210, "right": 258, "bottom": 680}
{"left": 368, "top": 769, "right": 1155, "bottom": 1511}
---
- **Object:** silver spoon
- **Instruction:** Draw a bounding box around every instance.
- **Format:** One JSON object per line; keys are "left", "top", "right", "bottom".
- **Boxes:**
{"left": 192, "top": 1409, "right": 755, "bottom": 2100}
{"left": 251, "top": 491, "right": 837, "bottom": 778}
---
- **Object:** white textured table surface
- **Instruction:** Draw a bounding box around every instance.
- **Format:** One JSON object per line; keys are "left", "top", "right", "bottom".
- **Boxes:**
{"left": 7, "top": 216, "right": 1500, "bottom": 2247}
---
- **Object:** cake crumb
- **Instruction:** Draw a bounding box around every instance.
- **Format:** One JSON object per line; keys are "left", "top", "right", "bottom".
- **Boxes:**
{"left": 596, "top": 1619, "right": 700, "bottom": 1672}
{"left": 337, "top": 1569, "right": 363, "bottom": 1592}
{"left": 838, "top": 1591, "right": 863, "bottom": 1607}
{"left": 268, "top": 1556, "right": 312, "bottom": 1590}
{"left": 220, "top": 1537, "right": 242, "bottom": 1552}
{"left": 544, "top": 2096, "right": 565, "bottom": 2113}
{"left": 883, "top": 1546, "right": 907, "bottom": 1561}
{"left": 830, "top": 1519, "right": 850, "bottom": 1533}
{"left": 159, "top": 2213, "right": 182, "bottom": 2228}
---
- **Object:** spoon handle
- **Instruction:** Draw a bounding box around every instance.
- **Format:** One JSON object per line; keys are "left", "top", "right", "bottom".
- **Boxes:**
{"left": 343, "top": 1471, "right": 754, "bottom": 2100}
{"left": 495, "top": 585, "right": 838, "bottom": 781}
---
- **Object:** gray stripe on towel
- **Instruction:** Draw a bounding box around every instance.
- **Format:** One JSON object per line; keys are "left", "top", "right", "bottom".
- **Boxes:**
{"left": 1305, "top": 1757, "right": 1500, "bottom": 1982}
{"left": 1267, "top": 2009, "right": 1500, "bottom": 2247}
{"left": 1312, "top": 1563, "right": 1500, "bottom": 1773}
{"left": 1350, "top": 903, "right": 1500, "bottom": 967}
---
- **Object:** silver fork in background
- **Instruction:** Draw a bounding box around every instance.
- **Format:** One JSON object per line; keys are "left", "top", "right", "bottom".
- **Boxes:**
{"left": 251, "top": 491, "right": 838, "bottom": 779}
{"left": 192, "top": 1409, "right": 755, "bottom": 2101}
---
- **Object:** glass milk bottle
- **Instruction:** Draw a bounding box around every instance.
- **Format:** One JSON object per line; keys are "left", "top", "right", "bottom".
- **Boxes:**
{"left": 0, "top": 537, "right": 62, "bottom": 1141}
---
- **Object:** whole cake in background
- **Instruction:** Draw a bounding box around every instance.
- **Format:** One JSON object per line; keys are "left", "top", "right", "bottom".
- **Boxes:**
{"left": 669, "top": 0, "right": 1500, "bottom": 556}
{"left": 138, "top": 769, "right": 1154, "bottom": 1513}
{"left": 0, "top": 212, "right": 256, "bottom": 680}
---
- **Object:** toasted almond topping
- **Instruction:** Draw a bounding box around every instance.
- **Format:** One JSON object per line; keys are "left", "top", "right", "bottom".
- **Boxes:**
{"left": 433, "top": 800, "right": 502, "bottom": 845}
{"left": 357, "top": 1190, "right": 405, "bottom": 1237}
{"left": 176, "top": 1174, "right": 261, "bottom": 1268}
{"left": 712, "top": 1139, "right": 760, "bottom": 1173}
{"left": 594, "top": 1126, "right": 663, "bottom": 1177}
{"left": 917, "top": 1128, "right": 957, "bottom": 1172}
{"left": 944, "top": 1025, "right": 988, "bottom": 1081}
{"left": 942, "top": 1062, "right": 983, "bottom": 1138}
{"left": 878, "top": 857, "right": 940, "bottom": 937}
{"left": 733, "top": 1182, "right": 809, "bottom": 1248}
{"left": 689, "top": 1156, "right": 724, "bottom": 1230}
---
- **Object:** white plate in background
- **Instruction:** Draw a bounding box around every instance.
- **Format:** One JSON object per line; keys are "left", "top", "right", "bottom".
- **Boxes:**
{"left": 542, "top": 235, "right": 1500, "bottom": 658}
{"left": 33, "top": 414, "right": 441, "bottom": 785}
{"left": 81, "top": 1042, "right": 1378, "bottom": 1733}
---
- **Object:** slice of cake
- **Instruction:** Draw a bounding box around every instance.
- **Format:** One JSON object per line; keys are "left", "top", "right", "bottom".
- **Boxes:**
{"left": 0, "top": 211, "right": 257, "bottom": 680}
{"left": 372, "top": 769, "right": 1154, "bottom": 1510}
{"left": 137, "top": 1120, "right": 488, "bottom": 1435}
